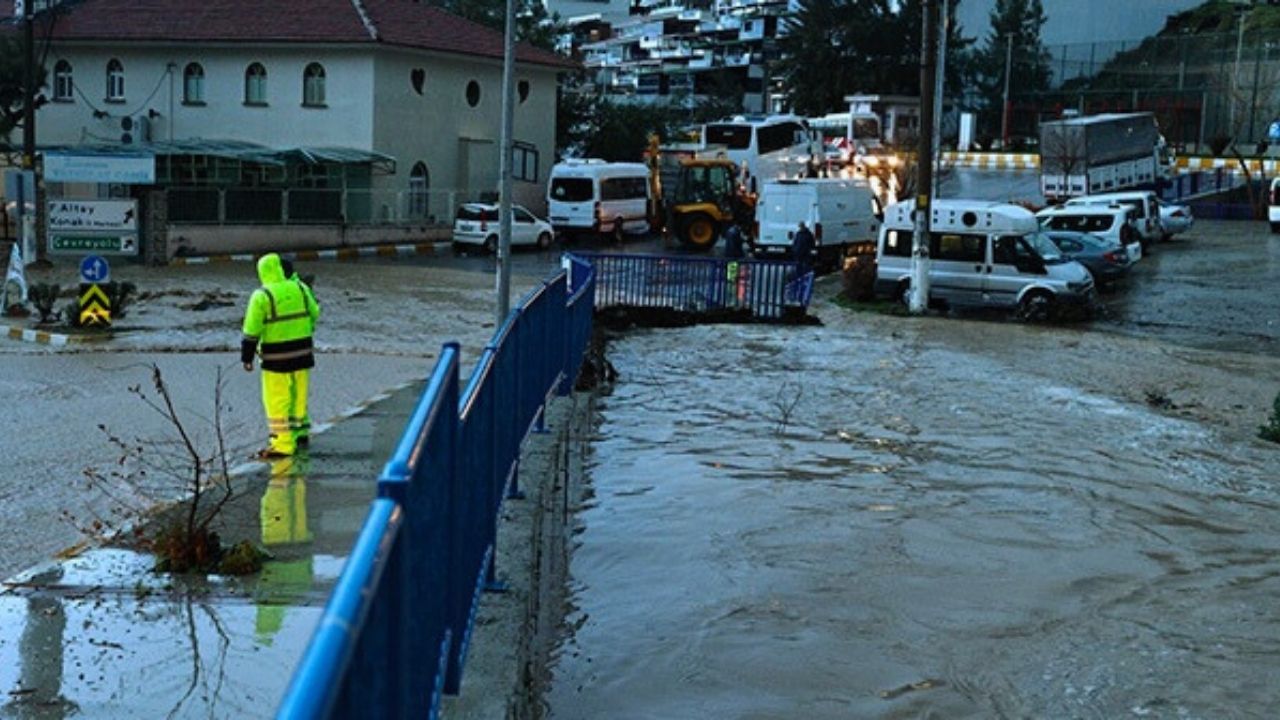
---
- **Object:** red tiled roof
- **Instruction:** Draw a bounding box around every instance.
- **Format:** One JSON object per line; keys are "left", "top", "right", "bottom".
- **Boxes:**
{"left": 39, "top": 0, "right": 576, "bottom": 69}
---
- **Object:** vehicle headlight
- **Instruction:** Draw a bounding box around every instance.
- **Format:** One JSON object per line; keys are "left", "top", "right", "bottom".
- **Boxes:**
{"left": 1067, "top": 280, "right": 1091, "bottom": 291}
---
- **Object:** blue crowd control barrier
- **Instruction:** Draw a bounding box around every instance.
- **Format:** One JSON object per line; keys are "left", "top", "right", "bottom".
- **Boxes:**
{"left": 279, "top": 262, "right": 596, "bottom": 719}
{"left": 572, "top": 252, "right": 813, "bottom": 318}
{"left": 276, "top": 498, "right": 406, "bottom": 720}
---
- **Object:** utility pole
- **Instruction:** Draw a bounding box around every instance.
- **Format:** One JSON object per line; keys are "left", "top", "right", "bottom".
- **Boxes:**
{"left": 1248, "top": 37, "right": 1263, "bottom": 143}
{"left": 931, "top": 0, "right": 948, "bottom": 199}
{"left": 909, "top": 0, "right": 937, "bottom": 315}
{"left": 494, "top": 0, "right": 516, "bottom": 326}
{"left": 1001, "top": 32, "right": 1014, "bottom": 147}
{"left": 21, "top": 0, "right": 43, "bottom": 265}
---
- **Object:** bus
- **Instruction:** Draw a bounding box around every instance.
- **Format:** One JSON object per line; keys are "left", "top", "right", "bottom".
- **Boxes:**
{"left": 701, "top": 114, "right": 816, "bottom": 191}
{"left": 808, "top": 112, "right": 884, "bottom": 161}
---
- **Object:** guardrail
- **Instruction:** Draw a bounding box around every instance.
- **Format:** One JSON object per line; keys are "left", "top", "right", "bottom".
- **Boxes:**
{"left": 572, "top": 252, "right": 813, "bottom": 319}
{"left": 277, "top": 258, "right": 595, "bottom": 720}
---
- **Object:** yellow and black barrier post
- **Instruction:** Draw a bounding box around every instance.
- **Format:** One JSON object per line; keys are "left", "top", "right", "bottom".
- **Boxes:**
{"left": 77, "top": 255, "right": 112, "bottom": 327}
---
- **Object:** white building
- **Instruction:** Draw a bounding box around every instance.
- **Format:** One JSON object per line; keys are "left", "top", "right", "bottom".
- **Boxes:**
{"left": 568, "top": 0, "right": 793, "bottom": 113}
{"left": 28, "top": 0, "right": 574, "bottom": 254}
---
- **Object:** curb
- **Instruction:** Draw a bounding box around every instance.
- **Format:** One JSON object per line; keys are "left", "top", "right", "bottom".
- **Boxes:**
{"left": 943, "top": 152, "right": 1040, "bottom": 170}
{"left": 4, "top": 323, "right": 104, "bottom": 346}
{"left": 169, "top": 241, "right": 448, "bottom": 266}
{"left": 1176, "top": 156, "right": 1278, "bottom": 174}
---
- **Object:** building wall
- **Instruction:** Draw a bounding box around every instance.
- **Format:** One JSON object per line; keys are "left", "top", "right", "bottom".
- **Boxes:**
{"left": 38, "top": 44, "right": 376, "bottom": 149}
{"left": 372, "top": 49, "right": 560, "bottom": 216}
{"left": 38, "top": 42, "right": 562, "bottom": 219}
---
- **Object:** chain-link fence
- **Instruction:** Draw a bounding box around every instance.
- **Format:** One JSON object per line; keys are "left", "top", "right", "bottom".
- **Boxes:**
{"left": 1007, "top": 31, "right": 1280, "bottom": 152}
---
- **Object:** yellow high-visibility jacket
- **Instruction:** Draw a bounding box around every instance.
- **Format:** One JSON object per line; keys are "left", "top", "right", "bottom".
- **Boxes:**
{"left": 241, "top": 253, "right": 320, "bottom": 372}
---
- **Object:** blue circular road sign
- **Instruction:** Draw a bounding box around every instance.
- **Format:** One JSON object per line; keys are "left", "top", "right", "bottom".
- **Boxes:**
{"left": 79, "top": 255, "right": 110, "bottom": 284}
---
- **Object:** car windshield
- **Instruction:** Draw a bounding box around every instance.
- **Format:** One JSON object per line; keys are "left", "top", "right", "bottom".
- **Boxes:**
{"left": 1026, "top": 232, "right": 1066, "bottom": 263}
{"left": 550, "top": 178, "right": 594, "bottom": 202}
{"left": 456, "top": 205, "right": 497, "bottom": 222}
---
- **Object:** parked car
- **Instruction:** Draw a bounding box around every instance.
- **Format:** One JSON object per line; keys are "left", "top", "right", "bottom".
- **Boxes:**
{"left": 1157, "top": 199, "right": 1193, "bottom": 239}
{"left": 1269, "top": 177, "right": 1280, "bottom": 233}
{"left": 452, "top": 203, "right": 554, "bottom": 253}
{"left": 1065, "top": 190, "right": 1162, "bottom": 246}
{"left": 1036, "top": 204, "right": 1143, "bottom": 263}
{"left": 876, "top": 199, "right": 1095, "bottom": 321}
{"left": 1042, "top": 230, "right": 1132, "bottom": 288}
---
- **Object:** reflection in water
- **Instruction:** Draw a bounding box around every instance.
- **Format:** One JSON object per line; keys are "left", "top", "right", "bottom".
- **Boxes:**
{"left": 547, "top": 321, "right": 1280, "bottom": 719}
{"left": 257, "top": 456, "right": 315, "bottom": 645}
{"left": 13, "top": 567, "right": 76, "bottom": 719}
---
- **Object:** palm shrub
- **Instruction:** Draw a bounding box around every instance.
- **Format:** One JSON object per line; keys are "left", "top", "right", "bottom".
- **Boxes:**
{"left": 28, "top": 283, "right": 60, "bottom": 323}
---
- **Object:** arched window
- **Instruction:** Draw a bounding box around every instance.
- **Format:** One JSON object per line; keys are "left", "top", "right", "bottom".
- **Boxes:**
{"left": 517, "top": 80, "right": 530, "bottom": 104}
{"left": 465, "top": 80, "right": 480, "bottom": 107}
{"left": 303, "top": 63, "right": 326, "bottom": 106}
{"left": 183, "top": 63, "right": 205, "bottom": 104}
{"left": 244, "top": 62, "right": 267, "bottom": 105}
{"left": 53, "top": 60, "right": 73, "bottom": 101}
{"left": 409, "top": 162, "right": 430, "bottom": 219}
{"left": 106, "top": 58, "right": 124, "bottom": 101}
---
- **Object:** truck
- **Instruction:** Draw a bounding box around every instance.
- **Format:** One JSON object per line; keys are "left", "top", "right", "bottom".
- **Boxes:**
{"left": 752, "top": 178, "right": 881, "bottom": 270}
{"left": 1038, "top": 113, "right": 1168, "bottom": 203}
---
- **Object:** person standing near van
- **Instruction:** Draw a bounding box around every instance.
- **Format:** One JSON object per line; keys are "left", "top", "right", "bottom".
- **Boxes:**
{"left": 242, "top": 253, "right": 320, "bottom": 458}
{"left": 723, "top": 222, "right": 745, "bottom": 259}
{"left": 792, "top": 222, "right": 815, "bottom": 277}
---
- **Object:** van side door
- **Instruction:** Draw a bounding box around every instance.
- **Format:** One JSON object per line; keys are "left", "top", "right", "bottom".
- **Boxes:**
{"left": 930, "top": 231, "right": 987, "bottom": 306}
{"left": 984, "top": 234, "right": 1041, "bottom": 308}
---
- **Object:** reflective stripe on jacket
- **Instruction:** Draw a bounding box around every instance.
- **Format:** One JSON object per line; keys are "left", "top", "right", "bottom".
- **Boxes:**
{"left": 241, "top": 254, "right": 319, "bottom": 372}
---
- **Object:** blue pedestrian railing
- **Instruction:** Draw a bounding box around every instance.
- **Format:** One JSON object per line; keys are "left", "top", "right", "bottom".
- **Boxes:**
{"left": 570, "top": 252, "right": 814, "bottom": 319}
{"left": 277, "top": 258, "right": 595, "bottom": 720}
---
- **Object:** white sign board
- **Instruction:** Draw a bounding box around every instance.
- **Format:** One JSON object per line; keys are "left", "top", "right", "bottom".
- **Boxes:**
{"left": 48, "top": 200, "right": 138, "bottom": 232}
{"left": 44, "top": 153, "right": 156, "bottom": 184}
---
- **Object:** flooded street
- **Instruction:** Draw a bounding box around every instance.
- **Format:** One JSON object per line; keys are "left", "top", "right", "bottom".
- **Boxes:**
{"left": 547, "top": 221, "right": 1280, "bottom": 718}
{"left": 0, "top": 254, "right": 555, "bottom": 581}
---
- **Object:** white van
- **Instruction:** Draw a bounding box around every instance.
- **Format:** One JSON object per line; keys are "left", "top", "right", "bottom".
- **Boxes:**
{"left": 1064, "top": 190, "right": 1162, "bottom": 245}
{"left": 753, "top": 178, "right": 880, "bottom": 264}
{"left": 547, "top": 160, "right": 652, "bottom": 241}
{"left": 1036, "top": 204, "right": 1143, "bottom": 262}
{"left": 875, "top": 199, "right": 1095, "bottom": 319}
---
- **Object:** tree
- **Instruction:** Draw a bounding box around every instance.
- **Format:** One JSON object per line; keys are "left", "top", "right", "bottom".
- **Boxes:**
{"left": 429, "top": 0, "right": 565, "bottom": 51}
{"left": 777, "top": 0, "right": 974, "bottom": 117}
{"left": 0, "top": 35, "right": 47, "bottom": 151}
{"left": 973, "top": 0, "right": 1052, "bottom": 139}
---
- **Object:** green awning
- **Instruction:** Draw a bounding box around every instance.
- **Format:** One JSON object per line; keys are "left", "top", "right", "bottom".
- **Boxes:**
{"left": 42, "top": 139, "right": 396, "bottom": 174}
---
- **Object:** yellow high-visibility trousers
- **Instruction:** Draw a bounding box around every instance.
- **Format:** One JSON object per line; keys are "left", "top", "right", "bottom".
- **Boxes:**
{"left": 261, "top": 369, "right": 310, "bottom": 455}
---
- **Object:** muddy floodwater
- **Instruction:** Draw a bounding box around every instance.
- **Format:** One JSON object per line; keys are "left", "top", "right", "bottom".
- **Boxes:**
{"left": 547, "top": 233, "right": 1280, "bottom": 717}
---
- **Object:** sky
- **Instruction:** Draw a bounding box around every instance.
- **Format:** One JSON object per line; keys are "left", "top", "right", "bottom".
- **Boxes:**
{"left": 955, "top": 0, "right": 1206, "bottom": 48}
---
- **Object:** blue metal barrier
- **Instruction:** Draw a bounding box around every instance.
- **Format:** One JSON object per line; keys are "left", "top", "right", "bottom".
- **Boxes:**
{"left": 278, "top": 261, "right": 595, "bottom": 720}
{"left": 570, "top": 252, "right": 813, "bottom": 319}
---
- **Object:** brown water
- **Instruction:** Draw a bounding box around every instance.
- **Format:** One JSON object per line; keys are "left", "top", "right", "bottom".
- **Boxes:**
{"left": 546, "top": 316, "right": 1280, "bottom": 719}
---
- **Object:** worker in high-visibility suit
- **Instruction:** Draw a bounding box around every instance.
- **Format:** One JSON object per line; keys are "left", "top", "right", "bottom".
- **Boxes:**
{"left": 280, "top": 258, "right": 319, "bottom": 446}
{"left": 242, "top": 253, "right": 320, "bottom": 458}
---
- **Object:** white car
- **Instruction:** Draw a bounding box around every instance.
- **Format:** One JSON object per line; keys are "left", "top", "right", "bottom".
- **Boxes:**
{"left": 1036, "top": 204, "right": 1143, "bottom": 263}
{"left": 1157, "top": 200, "right": 1193, "bottom": 239}
{"left": 452, "top": 203, "right": 554, "bottom": 253}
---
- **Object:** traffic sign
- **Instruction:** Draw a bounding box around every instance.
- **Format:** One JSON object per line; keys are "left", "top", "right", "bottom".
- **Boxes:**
{"left": 78, "top": 283, "right": 112, "bottom": 327}
{"left": 79, "top": 255, "right": 110, "bottom": 284}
